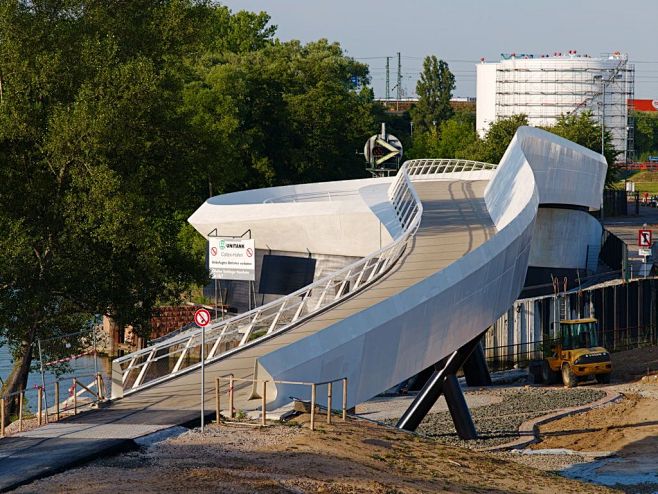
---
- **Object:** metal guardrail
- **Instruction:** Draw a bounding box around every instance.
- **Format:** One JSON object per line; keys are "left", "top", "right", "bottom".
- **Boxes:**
{"left": 405, "top": 158, "right": 498, "bottom": 178}
{"left": 1, "top": 373, "right": 106, "bottom": 438}
{"left": 213, "top": 375, "right": 348, "bottom": 431}
{"left": 111, "top": 159, "right": 497, "bottom": 399}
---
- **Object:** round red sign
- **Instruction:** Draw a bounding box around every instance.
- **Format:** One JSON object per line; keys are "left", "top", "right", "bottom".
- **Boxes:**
{"left": 194, "top": 308, "right": 211, "bottom": 327}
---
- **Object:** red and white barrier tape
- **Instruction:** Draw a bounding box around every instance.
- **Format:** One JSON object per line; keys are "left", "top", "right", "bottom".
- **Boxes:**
{"left": 44, "top": 349, "right": 95, "bottom": 367}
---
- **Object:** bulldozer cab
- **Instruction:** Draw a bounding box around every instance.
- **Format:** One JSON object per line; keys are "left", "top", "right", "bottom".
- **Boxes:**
{"left": 537, "top": 317, "right": 612, "bottom": 386}
{"left": 559, "top": 318, "right": 599, "bottom": 350}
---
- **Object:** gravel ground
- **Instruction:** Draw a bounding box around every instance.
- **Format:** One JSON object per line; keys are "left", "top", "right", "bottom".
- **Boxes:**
{"left": 498, "top": 449, "right": 591, "bottom": 472}
{"left": 385, "top": 386, "right": 606, "bottom": 449}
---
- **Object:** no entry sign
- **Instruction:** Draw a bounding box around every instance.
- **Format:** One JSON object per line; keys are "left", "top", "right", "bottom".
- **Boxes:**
{"left": 638, "top": 229, "right": 653, "bottom": 247}
{"left": 194, "top": 308, "right": 211, "bottom": 327}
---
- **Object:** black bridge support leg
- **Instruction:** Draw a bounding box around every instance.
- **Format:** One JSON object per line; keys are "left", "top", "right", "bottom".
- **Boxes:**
{"left": 443, "top": 374, "right": 477, "bottom": 440}
{"left": 462, "top": 337, "right": 492, "bottom": 387}
{"left": 396, "top": 332, "right": 486, "bottom": 439}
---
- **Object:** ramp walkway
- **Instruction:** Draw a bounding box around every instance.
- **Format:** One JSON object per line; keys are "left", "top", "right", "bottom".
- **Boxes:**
{"left": 0, "top": 127, "right": 608, "bottom": 491}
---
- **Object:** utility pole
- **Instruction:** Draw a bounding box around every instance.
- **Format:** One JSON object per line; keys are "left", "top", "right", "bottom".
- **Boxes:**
{"left": 396, "top": 52, "right": 402, "bottom": 111}
{"left": 601, "top": 76, "right": 606, "bottom": 156}
{"left": 385, "top": 56, "right": 391, "bottom": 100}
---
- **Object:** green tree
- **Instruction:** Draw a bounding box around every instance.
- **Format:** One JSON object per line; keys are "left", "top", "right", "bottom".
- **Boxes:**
{"left": 183, "top": 39, "right": 375, "bottom": 189}
{"left": 408, "top": 113, "right": 477, "bottom": 160}
{"left": 461, "top": 114, "right": 529, "bottom": 164}
{"left": 0, "top": 0, "right": 251, "bottom": 424}
{"left": 411, "top": 56, "right": 455, "bottom": 134}
{"left": 633, "top": 111, "right": 658, "bottom": 161}
{"left": 544, "top": 111, "right": 619, "bottom": 184}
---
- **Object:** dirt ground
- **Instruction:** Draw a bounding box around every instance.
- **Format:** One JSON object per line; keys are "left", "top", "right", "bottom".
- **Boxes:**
{"left": 13, "top": 415, "right": 614, "bottom": 494}
{"left": 534, "top": 389, "right": 658, "bottom": 453}
{"left": 12, "top": 346, "right": 658, "bottom": 494}
{"left": 521, "top": 346, "right": 658, "bottom": 492}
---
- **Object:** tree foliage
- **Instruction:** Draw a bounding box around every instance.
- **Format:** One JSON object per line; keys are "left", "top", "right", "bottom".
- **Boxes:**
{"left": 634, "top": 111, "right": 658, "bottom": 161}
{"left": 410, "top": 56, "right": 455, "bottom": 134}
{"left": 408, "top": 110, "right": 476, "bottom": 159}
{"left": 0, "top": 0, "right": 376, "bottom": 422}
{"left": 183, "top": 39, "right": 374, "bottom": 190}
{"left": 459, "top": 114, "right": 529, "bottom": 164}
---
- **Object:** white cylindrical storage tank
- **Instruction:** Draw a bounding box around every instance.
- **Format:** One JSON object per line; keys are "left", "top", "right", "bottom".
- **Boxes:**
{"left": 477, "top": 53, "right": 634, "bottom": 161}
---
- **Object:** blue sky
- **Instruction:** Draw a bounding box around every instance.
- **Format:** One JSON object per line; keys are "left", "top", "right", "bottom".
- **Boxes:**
{"left": 222, "top": 0, "right": 658, "bottom": 99}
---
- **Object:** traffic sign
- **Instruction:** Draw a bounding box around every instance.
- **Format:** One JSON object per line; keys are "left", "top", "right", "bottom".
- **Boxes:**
{"left": 638, "top": 229, "right": 652, "bottom": 247}
{"left": 194, "top": 308, "right": 211, "bottom": 327}
{"left": 639, "top": 247, "right": 652, "bottom": 257}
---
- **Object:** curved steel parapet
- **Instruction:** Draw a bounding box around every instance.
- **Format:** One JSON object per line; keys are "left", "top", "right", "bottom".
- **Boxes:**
{"left": 258, "top": 126, "right": 607, "bottom": 408}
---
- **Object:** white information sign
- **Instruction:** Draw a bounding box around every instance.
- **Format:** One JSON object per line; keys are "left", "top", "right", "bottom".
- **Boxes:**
{"left": 209, "top": 238, "right": 255, "bottom": 281}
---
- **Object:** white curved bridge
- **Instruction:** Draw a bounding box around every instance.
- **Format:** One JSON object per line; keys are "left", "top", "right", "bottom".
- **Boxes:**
{"left": 109, "top": 127, "right": 606, "bottom": 419}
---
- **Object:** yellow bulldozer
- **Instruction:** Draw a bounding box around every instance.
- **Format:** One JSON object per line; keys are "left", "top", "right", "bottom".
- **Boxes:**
{"left": 540, "top": 318, "right": 612, "bottom": 387}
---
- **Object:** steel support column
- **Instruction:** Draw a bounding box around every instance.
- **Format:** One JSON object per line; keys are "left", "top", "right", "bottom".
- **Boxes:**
{"left": 396, "top": 334, "right": 482, "bottom": 439}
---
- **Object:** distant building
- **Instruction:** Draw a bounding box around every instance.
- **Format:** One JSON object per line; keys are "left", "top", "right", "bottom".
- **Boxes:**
{"left": 476, "top": 52, "right": 635, "bottom": 161}
{"left": 629, "top": 99, "right": 658, "bottom": 112}
{"left": 376, "top": 97, "right": 476, "bottom": 115}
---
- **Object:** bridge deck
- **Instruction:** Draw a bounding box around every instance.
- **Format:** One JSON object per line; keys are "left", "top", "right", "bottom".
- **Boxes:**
{"left": 110, "top": 180, "right": 495, "bottom": 414}
{"left": 0, "top": 179, "right": 495, "bottom": 491}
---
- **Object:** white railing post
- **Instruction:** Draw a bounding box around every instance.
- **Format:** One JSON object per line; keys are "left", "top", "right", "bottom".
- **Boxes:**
{"left": 291, "top": 292, "right": 311, "bottom": 323}
{"left": 266, "top": 299, "right": 288, "bottom": 335}
{"left": 132, "top": 348, "right": 157, "bottom": 389}
{"left": 172, "top": 334, "right": 196, "bottom": 373}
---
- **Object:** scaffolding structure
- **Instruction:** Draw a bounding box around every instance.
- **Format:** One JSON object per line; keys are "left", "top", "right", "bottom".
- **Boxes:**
{"left": 493, "top": 53, "right": 635, "bottom": 162}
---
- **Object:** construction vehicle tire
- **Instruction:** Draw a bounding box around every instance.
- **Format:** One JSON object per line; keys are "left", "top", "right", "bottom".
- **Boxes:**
{"left": 541, "top": 360, "right": 559, "bottom": 385}
{"left": 561, "top": 363, "right": 577, "bottom": 388}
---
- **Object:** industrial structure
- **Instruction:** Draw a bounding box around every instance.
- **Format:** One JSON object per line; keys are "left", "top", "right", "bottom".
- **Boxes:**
{"left": 477, "top": 52, "right": 635, "bottom": 161}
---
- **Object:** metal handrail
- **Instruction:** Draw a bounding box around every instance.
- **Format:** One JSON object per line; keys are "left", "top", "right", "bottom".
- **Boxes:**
{"left": 263, "top": 189, "right": 359, "bottom": 203}
{"left": 111, "top": 159, "right": 496, "bottom": 397}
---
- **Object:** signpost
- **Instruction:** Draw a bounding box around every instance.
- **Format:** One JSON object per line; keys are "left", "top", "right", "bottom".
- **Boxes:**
{"left": 194, "top": 308, "right": 211, "bottom": 431}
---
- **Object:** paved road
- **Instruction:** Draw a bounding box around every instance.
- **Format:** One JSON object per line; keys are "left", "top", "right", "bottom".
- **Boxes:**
{"left": 603, "top": 202, "right": 658, "bottom": 276}
{"left": 0, "top": 179, "right": 496, "bottom": 492}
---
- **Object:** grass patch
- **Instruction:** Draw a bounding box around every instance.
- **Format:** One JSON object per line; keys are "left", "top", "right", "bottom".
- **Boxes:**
{"left": 617, "top": 171, "right": 658, "bottom": 194}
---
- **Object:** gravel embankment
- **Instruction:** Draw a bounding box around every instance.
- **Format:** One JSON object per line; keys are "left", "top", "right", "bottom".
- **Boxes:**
{"left": 386, "top": 386, "right": 605, "bottom": 449}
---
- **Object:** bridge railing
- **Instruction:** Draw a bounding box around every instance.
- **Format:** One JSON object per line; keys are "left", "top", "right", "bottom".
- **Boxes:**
{"left": 405, "top": 158, "right": 498, "bottom": 178}
{"left": 111, "top": 159, "right": 496, "bottom": 399}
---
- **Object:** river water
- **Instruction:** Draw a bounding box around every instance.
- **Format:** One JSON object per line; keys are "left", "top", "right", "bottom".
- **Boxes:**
{"left": 0, "top": 344, "right": 112, "bottom": 412}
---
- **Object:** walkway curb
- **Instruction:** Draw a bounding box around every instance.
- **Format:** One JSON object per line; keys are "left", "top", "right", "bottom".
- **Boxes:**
{"left": 480, "top": 388, "right": 622, "bottom": 453}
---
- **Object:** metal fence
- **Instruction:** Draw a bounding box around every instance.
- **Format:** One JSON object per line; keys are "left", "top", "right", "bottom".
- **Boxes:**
{"left": 485, "top": 277, "right": 658, "bottom": 371}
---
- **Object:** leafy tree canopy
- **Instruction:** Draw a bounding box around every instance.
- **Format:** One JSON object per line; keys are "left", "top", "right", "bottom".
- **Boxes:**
{"left": 633, "top": 111, "right": 658, "bottom": 161}
{"left": 0, "top": 0, "right": 374, "bottom": 421}
{"left": 410, "top": 56, "right": 455, "bottom": 134}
